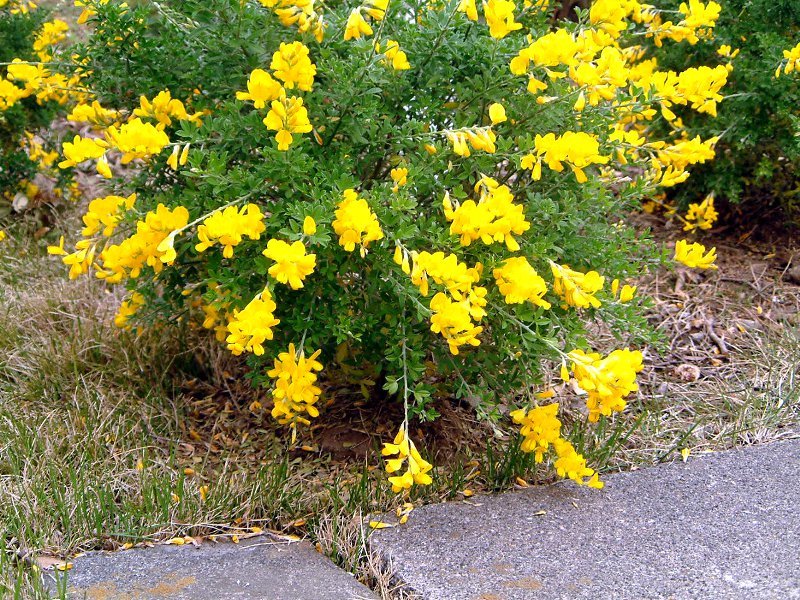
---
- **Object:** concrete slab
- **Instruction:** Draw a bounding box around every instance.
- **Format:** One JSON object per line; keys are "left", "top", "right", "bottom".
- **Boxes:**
{"left": 371, "top": 439, "right": 800, "bottom": 600}
{"left": 48, "top": 536, "right": 378, "bottom": 599}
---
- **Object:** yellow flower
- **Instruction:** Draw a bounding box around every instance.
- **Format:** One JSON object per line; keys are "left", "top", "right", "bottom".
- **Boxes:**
{"left": 67, "top": 100, "right": 118, "bottom": 125}
{"left": 524, "top": 132, "right": 609, "bottom": 183}
{"left": 777, "top": 42, "right": 800, "bottom": 77}
{"left": 553, "top": 438, "right": 602, "bottom": 488}
{"left": 0, "top": 80, "right": 28, "bottom": 110}
{"left": 488, "top": 102, "right": 507, "bottom": 124}
{"left": 444, "top": 177, "right": 529, "bottom": 251}
{"left": 268, "top": 343, "right": 324, "bottom": 440}
{"left": 446, "top": 127, "right": 496, "bottom": 157}
{"left": 58, "top": 135, "right": 108, "bottom": 169}
{"left": 81, "top": 193, "right": 137, "bottom": 237}
{"left": 483, "top": 0, "right": 521, "bottom": 39}
{"left": 91, "top": 204, "right": 190, "bottom": 283}
{"left": 96, "top": 154, "right": 113, "bottom": 179}
{"left": 332, "top": 189, "right": 384, "bottom": 255}
{"left": 344, "top": 8, "right": 373, "bottom": 40}
{"left": 302, "top": 216, "right": 317, "bottom": 235}
{"left": 270, "top": 41, "right": 317, "bottom": 91}
{"left": 457, "top": 0, "right": 478, "bottom": 21}
{"left": 105, "top": 118, "right": 170, "bottom": 164}
{"left": 263, "top": 95, "right": 313, "bottom": 151}
{"left": 195, "top": 204, "right": 266, "bottom": 258}
{"left": 33, "top": 19, "right": 69, "bottom": 59}
{"left": 114, "top": 292, "right": 146, "bottom": 329}
{"left": 226, "top": 288, "right": 280, "bottom": 356}
{"left": 493, "top": 257, "right": 551, "bottom": 308}
{"left": 237, "top": 69, "right": 283, "bottom": 108}
{"left": 0, "top": 230, "right": 7, "bottom": 243}
{"left": 429, "top": 292, "right": 483, "bottom": 355}
{"left": 510, "top": 403, "right": 561, "bottom": 461}
{"left": 683, "top": 193, "right": 718, "bottom": 231}
{"left": 568, "top": 348, "right": 644, "bottom": 422}
{"left": 378, "top": 40, "right": 411, "bottom": 71}
{"left": 408, "top": 250, "right": 482, "bottom": 303}
{"left": 611, "top": 279, "right": 637, "bottom": 303}
{"left": 674, "top": 239, "right": 717, "bottom": 269}
{"left": 550, "top": 262, "right": 605, "bottom": 309}
{"left": 381, "top": 426, "right": 433, "bottom": 492}
{"left": 134, "top": 89, "right": 200, "bottom": 127}
{"left": 263, "top": 239, "right": 317, "bottom": 289}
{"left": 390, "top": 167, "right": 408, "bottom": 192}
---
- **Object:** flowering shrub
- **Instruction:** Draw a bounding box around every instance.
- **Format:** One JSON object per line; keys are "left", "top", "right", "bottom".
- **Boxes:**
{"left": 647, "top": 0, "right": 800, "bottom": 224}
{"left": 0, "top": 0, "right": 733, "bottom": 491}
{"left": 0, "top": 3, "right": 82, "bottom": 213}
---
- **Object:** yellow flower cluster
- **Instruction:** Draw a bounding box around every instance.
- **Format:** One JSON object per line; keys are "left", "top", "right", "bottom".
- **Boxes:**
{"left": 643, "top": 65, "right": 729, "bottom": 118}
{"left": 332, "top": 189, "right": 384, "bottom": 255}
{"left": 105, "top": 118, "right": 171, "bottom": 164}
{"left": 3, "top": 57, "right": 86, "bottom": 110}
{"left": 567, "top": 348, "right": 644, "bottom": 422}
{"left": 648, "top": 135, "right": 717, "bottom": 187}
{"left": 522, "top": 132, "right": 609, "bottom": 184}
{"left": 134, "top": 90, "right": 202, "bottom": 127}
{"left": 376, "top": 40, "right": 411, "bottom": 71}
{"left": 114, "top": 292, "right": 145, "bottom": 329}
{"left": 237, "top": 43, "right": 316, "bottom": 151}
{"left": 263, "top": 239, "right": 316, "bottom": 289}
{"left": 647, "top": 0, "right": 721, "bottom": 47}
{"left": 445, "top": 127, "right": 496, "bottom": 157}
{"left": 402, "top": 250, "right": 481, "bottom": 300}
{"left": 49, "top": 203, "right": 189, "bottom": 282}
{"left": 195, "top": 204, "right": 266, "bottom": 258}
{"left": 458, "top": 0, "right": 522, "bottom": 39}
{"left": 344, "top": 0, "right": 387, "bottom": 40}
{"left": 382, "top": 426, "right": 433, "bottom": 492}
{"left": 32, "top": 18, "right": 68, "bottom": 60}
{"left": 683, "top": 193, "right": 718, "bottom": 232}
{"left": 58, "top": 135, "right": 107, "bottom": 169}
{"left": 268, "top": 343, "right": 324, "bottom": 441}
{"left": 443, "top": 177, "right": 530, "bottom": 251}
{"left": 493, "top": 257, "right": 551, "bottom": 308}
{"left": 225, "top": 288, "right": 280, "bottom": 356}
{"left": 0, "top": 1, "right": 38, "bottom": 14}
{"left": 429, "top": 292, "right": 484, "bottom": 355}
{"left": 81, "top": 193, "right": 137, "bottom": 237}
{"left": 394, "top": 246, "right": 487, "bottom": 354}
{"left": 550, "top": 262, "right": 605, "bottom": 309}
{"left": 97, "top": 204, "right": 190, "bottom": 281}
{"left": 258, "top": 0, "right": 325, "bottom": 42}
{"left": 264, "top": 95, "right": 313, "bottom": 151}
{"left": 511, "top": 403, "right": 603, "bottom": 487}
{"left": 553, "top": 438, "right": 603, "bottom": 488}
{"left": 776, "top": 42, "right": 800, "bottom": 78}
{"left": 67, "top": 100, "right": 118, "bottom": 125}
{"left": 271, "top": 41, "right": 317, "bottom": 91}
{"left": 510, "top": 403, "right": 561, "bottom": 461}
{"left": 674, "top": 239, "right": 717, "bottom": 269}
